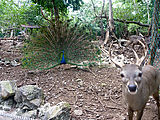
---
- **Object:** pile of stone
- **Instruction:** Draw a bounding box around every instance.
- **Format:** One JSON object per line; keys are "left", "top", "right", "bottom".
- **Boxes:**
{"left": 0, "top": 58, "right": 21, "bottom": 67}
{"left": 0, "top": 80, "right": 70, "bottom": 120}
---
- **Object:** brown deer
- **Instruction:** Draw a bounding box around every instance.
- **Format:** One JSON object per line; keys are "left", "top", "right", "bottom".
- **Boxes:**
{"left": 109, "top": 40, "right": 160, "bottom": 120}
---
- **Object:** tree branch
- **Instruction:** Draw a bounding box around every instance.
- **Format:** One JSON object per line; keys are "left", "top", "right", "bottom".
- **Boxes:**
{"left": 114, "top": 18, "right": 150, "bottom": 27}
{"left": 101, "top": 0, "right": 105, "bottom": 16}
{"left": 41, "top": 8, "right": 51, "bottom": 22}
{"left": 51, "top": 8, "right": 53, "bottom": 21}
{"left": 90, "top": 0, "right": 97, "bottom": 17}
{"left": 100, "top": 0, "right": 105, "bottom": 39}
{"left": 99, "top": 15, "right": 151, "bottom": 27}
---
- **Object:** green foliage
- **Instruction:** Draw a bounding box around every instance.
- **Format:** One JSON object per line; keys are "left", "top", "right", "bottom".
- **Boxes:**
{"left": 20, "top": 3, "right": 43, "bottom": 25}
{"left": 22, "top": 21, "right": 100, "bottom": 70}
{"left": 114, "top": 22, "right": 128, "bottom": 38}
{"left": 32, "top": 0, "right": 84, "bottom": 14}
{"left": 127, "top": 23, "right": 148, "bottom": 35}
{"left": 113, "top": 2, "right": 148, "bottom": 22}
{"left": 0, "top": 0, "right": 42, "bottom": 29}
{"left": 69, "top": 0, "right": 108, "bottom": 37}
{"left": 128, "top": 24, "right": 139, "bottom": 34}
{"left": 113, "top": 0, "right": 151, "bottom": 36}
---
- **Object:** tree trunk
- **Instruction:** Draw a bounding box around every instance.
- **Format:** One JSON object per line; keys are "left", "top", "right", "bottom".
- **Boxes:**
{"left": 102, "top": 0, "right": 116, "bottom": 47}
{"left": 148, "top": 0, "right": 160, "bottom": 65}
{"left": 108, "top": 0, "right": 114, "bottom": 33}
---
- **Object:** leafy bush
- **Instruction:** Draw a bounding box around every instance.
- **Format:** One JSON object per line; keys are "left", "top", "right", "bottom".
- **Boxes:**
{"left": 114, "top": 22, "right": 128, "bottom": 38}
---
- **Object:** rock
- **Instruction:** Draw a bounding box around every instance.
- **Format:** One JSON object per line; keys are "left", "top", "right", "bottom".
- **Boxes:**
{"left": 44, "top": 102, "right": 71, "bottom": 120}
{"left": 0, "top": 83, "right": 73, "bottom": 120}
{"left": 4, "top": 60, "right": 10, "bottom": 66}
{"left": 75, "top": 79, "right": 82, "bottom": 82}
{"left": 0, "top": 60, "right": 3, "bottom": 65}
{"left": 0, "top": 96, "right": 16, "bottom": 111}
{"left": 3, "top": 105, "right": 11, "bottom": 111}
{"left": 21, "top": 109, "right": 37, "bottom": 119}
{"left": 14, "top": 85, "right": 44, "bottom": 111}
{"left": 0, "top": 105, "right": 3, "bottom": 109}
{"left": 11, "top": 60, "right": 20, "bottom": 67}
{"left": 0, "top": 80, "right": 17, "bottom": 99}
{"left": 101, "top": 83, "right": 107, "bottom": 87}
{"left": 0, "top": 116, "right": 12, "bottom": 120}
{"left": 0, "top": 110, "right": 34, "bottom": 120}
{"left": 38, "top": 103, "right": 51, "bottom": 118}
{"left": 74, "top": 109, "right": 83, "bottom": 116}
{"left": 30, "top": 99, "right": 42, "bottom": 107}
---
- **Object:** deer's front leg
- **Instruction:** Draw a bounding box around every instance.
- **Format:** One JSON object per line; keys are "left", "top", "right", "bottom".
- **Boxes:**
{"left": 153, "top": 89, "right": 160, "bottom": 119}
{"left": 136, "top": 109, "right": 144, "bottom": 120}
{"left": 128, "top": 107, "right": 133, "bottom": 120}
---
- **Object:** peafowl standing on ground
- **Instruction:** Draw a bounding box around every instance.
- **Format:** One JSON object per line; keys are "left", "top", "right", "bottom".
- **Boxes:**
{"left": 22, "top": 22, "right": 99, "bottom": 70}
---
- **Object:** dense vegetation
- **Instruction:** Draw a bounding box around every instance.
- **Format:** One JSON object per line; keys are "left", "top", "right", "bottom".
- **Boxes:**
{"left": 0, "top": 0, "right": 157, "bottom": 38}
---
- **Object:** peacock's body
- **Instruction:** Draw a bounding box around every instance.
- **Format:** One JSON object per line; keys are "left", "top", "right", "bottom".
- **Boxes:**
{"left": 60, "top": 51, "right": 66, "bottom": 64}
{"left": 22, "top": 22, "right": 100, "bottom": 70}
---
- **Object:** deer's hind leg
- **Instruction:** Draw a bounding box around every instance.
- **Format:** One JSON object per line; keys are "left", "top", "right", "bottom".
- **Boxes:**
{"left": 153, "top": 88, "right": 160, "bottom": 119}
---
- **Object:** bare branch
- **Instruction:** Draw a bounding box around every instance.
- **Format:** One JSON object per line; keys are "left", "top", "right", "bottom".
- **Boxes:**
{"left": 51, "top": 8, "right": 53, "bottom": 21}
{"left": 100, "top": 0, "right": 105, "bottom": 40}
{"left": 41, "top": 8, "right": 51, "bottom": 22}
{"left": 90, "top": 0, "right": 97, "bottom": 17}
{"left": 114, "top": 19, "right": 150, "bottom": 27}
{"left": 99, "top": 15, "right": 155, "bottom": 28}
{"left": 101, "top": 0, "right": 105, "bottom": 16}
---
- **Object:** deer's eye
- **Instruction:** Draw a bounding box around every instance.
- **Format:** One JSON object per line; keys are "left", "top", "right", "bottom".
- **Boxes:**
{"left": 138, "top": 72, "right": 142, "bottom": 77}
{"left": 120, "top": 73, "right": 125, "bottom": 78}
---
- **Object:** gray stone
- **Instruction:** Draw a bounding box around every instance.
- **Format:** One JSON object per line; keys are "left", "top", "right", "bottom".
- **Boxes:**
{"left": 0, "top": 110, "right": 35, "bottom": 120}
{"left": 21, "top": 109, "right": 37, "bottom": 119}
{"left": 0, "top": 61, "right": 4, "bottom": 66}
{"left": 11, "top": 60, "right": 20, "bottom": 67}
{"left": 0, "top": 105, "right": 3, "bottom": 109}
{"left": 3, "top": 105, "right": 11, "bottom": 111}
{"left": 4, "top": 60, "right": 10, "bottom": 66}
{"left": 74, "top": 110, "right": 83, "bottom": 116}
{"left": 0, "top": 97, "right": 16, "bottom": 111}
{"left": 38, "top": 103, "right": 51, "bottom": 118}
{"left": 14, "top": 85, "right": 44, "bottom": 111}
{"left": 0, "top": 116, "right": 12, "bottom": 120}
{"left": 0, "top": 80, "right": 17, "bottom": 99}
{"left": 44, "top": 102, "right": 71, "bottom": 120}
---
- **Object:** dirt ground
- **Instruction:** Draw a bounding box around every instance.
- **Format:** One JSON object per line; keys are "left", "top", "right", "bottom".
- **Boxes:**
{"left": 0, "top": 40, "right": 159, "bottom": 120}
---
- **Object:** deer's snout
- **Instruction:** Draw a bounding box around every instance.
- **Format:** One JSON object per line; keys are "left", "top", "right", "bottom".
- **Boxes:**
{"left": 127, "top": 81, "right": 138, "bottom": 94}
{"left": 128, "top": 85, "right": 137, "bottom": 92}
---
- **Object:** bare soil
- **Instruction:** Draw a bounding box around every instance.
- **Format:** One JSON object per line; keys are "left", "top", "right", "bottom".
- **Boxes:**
{"left": 0, "top": 40, "right": 159, "bottom": 120}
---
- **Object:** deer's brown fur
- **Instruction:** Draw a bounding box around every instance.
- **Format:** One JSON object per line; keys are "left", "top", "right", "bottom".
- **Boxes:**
{"left": 109, "top": 40, "right": 160, "bottom": 120}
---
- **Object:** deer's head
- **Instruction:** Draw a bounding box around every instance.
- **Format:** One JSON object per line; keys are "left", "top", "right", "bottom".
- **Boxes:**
{"left": 109, "top": 40, "right": 147, "bottom": 95}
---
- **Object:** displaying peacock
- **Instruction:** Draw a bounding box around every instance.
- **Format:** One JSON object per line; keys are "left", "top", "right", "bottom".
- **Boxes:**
{"left": 22, "top": 21, "right": 100, "bottom": 70}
